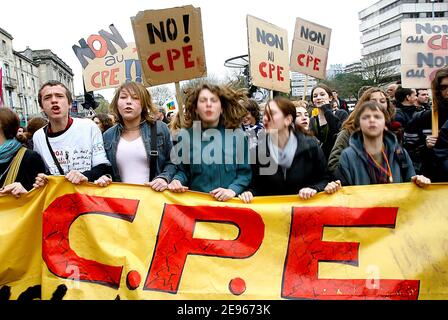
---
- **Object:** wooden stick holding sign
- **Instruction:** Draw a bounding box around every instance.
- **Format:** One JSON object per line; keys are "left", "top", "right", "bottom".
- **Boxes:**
{"left": 175, "top": 81, "right": 185, "bottom": 128}
{"left": 432, "top": 90, "right": 439, "bottom": 137}
{"left": 302, "top": 75, "right": 308, "bottom": 101}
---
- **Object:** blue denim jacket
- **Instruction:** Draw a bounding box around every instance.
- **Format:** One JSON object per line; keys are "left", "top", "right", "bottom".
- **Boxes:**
{"left": 103, "top": 120, "right": 176, "bottom": 183}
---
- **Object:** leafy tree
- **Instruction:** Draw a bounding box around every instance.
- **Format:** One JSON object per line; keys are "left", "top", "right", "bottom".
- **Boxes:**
{"left": 94, "top": 98, "right": 110, "bottom": 114}
{"left": 321, "top": 72, "right": 367, "bottom": 100}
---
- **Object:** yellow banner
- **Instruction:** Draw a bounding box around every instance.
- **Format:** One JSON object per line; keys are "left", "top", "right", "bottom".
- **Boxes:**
{"left": 1, "top": 177, "right": 447, "bottom": 300}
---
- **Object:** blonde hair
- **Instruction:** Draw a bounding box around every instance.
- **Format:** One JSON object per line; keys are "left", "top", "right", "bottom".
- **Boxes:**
{"left": 343, "top": 87, "right": 395, "bottom": 133}
{"left": 109, "top": 82, "right": 157, "bottom": 126}
{"left": 292, "top": 100, "right": 309, "bottom": 109}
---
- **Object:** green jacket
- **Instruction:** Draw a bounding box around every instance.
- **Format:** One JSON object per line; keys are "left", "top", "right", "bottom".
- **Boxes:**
{"left": 172, "top": 125, "right": 252, "bottom": 195}
{"left": 328, "top": 128, "right": 351, "bottom": 174}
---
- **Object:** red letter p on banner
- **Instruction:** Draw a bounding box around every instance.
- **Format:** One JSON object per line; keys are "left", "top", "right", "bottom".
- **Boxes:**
{"left": 144, "top": 204, "right": 265, "bottom": 293}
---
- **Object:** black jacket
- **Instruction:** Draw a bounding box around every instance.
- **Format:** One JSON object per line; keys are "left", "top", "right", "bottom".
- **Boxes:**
{"left": 434, "top": 118, "right": 448, "bottom": 181}
{"left": 309, "top": 104, "right": 342, "bottom": 160}
{"left": 248, "top": 130, "right": 331, "bottom": 196}
{"left": 404, "top": 102, "right": 448, "bottom": 181}
{"left": 0, "top": 148, "right": 46, "bottom": 191}
{"left": 395, "top": 103, "right": 418, "bottom": 129}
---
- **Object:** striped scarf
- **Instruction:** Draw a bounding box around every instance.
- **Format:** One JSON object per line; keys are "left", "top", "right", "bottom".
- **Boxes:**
{"left": 365, "top": 148, "right": 390, "bottom": 184}
{"left": 0, "top": 139, "right": 22, "bottom": 164}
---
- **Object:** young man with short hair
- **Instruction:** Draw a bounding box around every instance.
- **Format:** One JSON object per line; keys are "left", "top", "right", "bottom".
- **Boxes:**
{"left": 33, "top": 81, "right": 111, "bottom": 187}
{"left": 394, "top": 86, "right": 418, "bottom": 128}
{"left": 414, "top": 88, "right": 430, "bottom": 111}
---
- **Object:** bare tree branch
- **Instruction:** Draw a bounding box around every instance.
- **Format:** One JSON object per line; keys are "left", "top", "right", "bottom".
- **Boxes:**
{"left": 361, "top": 54, "right": 397, "bottom": 86}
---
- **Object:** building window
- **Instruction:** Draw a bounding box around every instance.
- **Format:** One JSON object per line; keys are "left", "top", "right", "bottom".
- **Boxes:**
{"left": 1, "top": 40, "right": 6, "bottom": 54}
{"left": 4, "top": 64, "right": 10, "bottom": 80}
{"left": 7, "top": 90, "right": 13, "bottom": 108}
{"left": 379, "top": 1, "right": 400, "bottom": 14}
{"left": 21, "top": 74, "right": 25, "bottom": 90}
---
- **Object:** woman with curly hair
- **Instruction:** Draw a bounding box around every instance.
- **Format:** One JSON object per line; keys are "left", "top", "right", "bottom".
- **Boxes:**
{"left": 168, "top": 83, "right": 251, "bottom": 202}
{"left": 328, "top": 87, "right": 396, "bottom": 174}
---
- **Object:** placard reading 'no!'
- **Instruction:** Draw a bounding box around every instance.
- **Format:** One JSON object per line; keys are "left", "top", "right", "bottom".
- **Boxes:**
{"left": 247, "top": 15, "right": 290, "bottom": 93}
{"left": 290, "top": 18, "right": 331, "bottom": 80}
{"left": 131, "top": 6, "right": 207, "bottom": 86}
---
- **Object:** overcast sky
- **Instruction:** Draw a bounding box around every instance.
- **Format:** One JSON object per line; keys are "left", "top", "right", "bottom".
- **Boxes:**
{"left": 2, "top": 0, "right": 377, "bottom": 100}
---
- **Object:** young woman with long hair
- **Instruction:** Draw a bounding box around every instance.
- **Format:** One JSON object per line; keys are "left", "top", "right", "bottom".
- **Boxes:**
{"left": 167, "top": 83, "right": 251, "bottom": 202}
{"left": 239, "top": 96, "right": 340, "bottom": 203}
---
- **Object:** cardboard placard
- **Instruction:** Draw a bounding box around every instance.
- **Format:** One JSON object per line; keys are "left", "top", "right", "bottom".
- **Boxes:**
{"left": 290, "top": 18, "right": 331, "bottom": 80}
{"left": 72, "top": 25, "right": 144, "bottom": 92}
{"left": 131, "top": 5, "right": 207, "bottom": 86}
{"left": 247, "top": 15, "right": 290, "bottom": 93}
{"left": 401, "top": 19, "right": 447, "bottom": 89}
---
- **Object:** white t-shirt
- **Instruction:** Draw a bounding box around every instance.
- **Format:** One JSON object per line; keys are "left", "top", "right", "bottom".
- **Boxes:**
{"left": 116, "top": 136, "right": 149, "bottom": 184}
{"left": 33, "top": 118, "right": 110, "bottom": 175}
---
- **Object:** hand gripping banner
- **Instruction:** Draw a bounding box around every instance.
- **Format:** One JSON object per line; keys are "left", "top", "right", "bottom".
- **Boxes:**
{"left": 1, "top": 177, "right": 447, "bottom": 300}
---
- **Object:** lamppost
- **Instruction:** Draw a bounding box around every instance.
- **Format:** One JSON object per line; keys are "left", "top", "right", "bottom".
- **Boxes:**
{"left": 430, "top": 0, "right": 435, "bottom": 20}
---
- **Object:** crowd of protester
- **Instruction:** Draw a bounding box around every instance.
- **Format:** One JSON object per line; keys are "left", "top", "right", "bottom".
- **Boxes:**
{"left": 2, "top": 66, "right": 448, "bottom": 201}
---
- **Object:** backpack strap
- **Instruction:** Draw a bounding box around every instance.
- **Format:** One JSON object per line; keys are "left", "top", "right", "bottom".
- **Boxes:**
{"left": 149, "top": 122, "right": 159, "bottom": 181}
{"left": 395, "top": 145, "right": 409, "bottom": 180}
{"left": 3, "top": 147, "right": 27, "bottom": 187}
{"left": 44, "top": 125, "right": 65, "bottom": 175}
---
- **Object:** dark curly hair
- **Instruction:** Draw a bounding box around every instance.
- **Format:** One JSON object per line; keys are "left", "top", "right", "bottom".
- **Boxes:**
{"left": 182, "top": 83, "right": 248, "bottom": 129}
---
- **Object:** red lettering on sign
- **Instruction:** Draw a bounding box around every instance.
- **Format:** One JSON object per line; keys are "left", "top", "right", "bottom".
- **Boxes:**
{"left": 297, "top": 54, "right": 321, "bottom": 71}
{"left": 90, "top": 68, "right": 120, "bottom": 88}
{"left": 147, "top": 45, "right": 195, "bottom": 73}
{"left": 167, "top": 48, "right": 181, "bottom": 71}
{"left": 428, "top": 35, "right": 448, "bottom": 50}
{"left": 183, "top": 45, "right": 194, "bottom": 68}
{"left": 282, "top": 206, "right": 420, "bottom": 300}
{"left": 147, "top": 52, "right": 163, "bottom": 72}
{"left": 42, "top": 193, "right": 139, "bottom": 289}
{"left": 144, "top": 204, "right": 264, "bottom": 293}
{"left": 109, "top": 68, "right": 119, "bottom": 86}
{"left": 87, "top": 34, "right": 108, "bottom": 58}
{"left": 258, "top": 62, "right": 284, "bottom": 81}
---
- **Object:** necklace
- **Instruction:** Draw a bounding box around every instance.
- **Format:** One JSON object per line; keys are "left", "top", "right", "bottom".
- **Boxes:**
{"left": 366, "top": 146, "right": 393, "bottom": 183}
{"left": 123, "top": 121, "right": 145, "bottom": 131}
{"left": 123, "top": 125, "right": 140, "bottom": 131}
